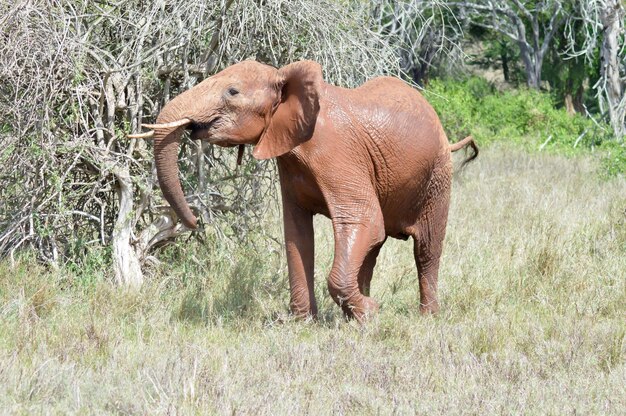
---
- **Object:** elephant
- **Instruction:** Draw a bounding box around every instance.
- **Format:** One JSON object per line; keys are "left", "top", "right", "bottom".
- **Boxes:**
{"left": 130, "top": 60, "right": 477, "bottom": 322}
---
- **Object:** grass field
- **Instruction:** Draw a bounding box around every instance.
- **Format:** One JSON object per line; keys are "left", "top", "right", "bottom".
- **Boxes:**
{"left": 1, "top": 146, "right": 624, "bottom": 414}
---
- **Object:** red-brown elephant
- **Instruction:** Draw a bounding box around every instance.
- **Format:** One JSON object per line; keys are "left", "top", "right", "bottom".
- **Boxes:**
{"left": 131, "top": 60, "right": 477, "bottom": 322}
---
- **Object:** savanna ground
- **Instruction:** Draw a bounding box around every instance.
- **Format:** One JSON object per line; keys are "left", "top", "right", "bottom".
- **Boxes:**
{"left": 1, "top": 145, "right": 624, "bottom": 414}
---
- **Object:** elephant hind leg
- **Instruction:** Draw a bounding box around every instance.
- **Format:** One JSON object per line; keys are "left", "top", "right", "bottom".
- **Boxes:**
{"left": 413, "top": 237, "right": 443, "bottom": 314}
{"left": 411, "top": 155, "right": 452, "bottom": 314}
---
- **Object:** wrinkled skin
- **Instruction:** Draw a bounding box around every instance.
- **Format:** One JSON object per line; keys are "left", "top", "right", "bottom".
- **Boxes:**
{"left": 146, "top": 60, "right": 477, "bottom": 321}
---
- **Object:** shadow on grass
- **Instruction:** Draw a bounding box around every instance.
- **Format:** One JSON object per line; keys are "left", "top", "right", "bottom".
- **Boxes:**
{"left": 173, "top": 255, "right": 285, "bottom": 325}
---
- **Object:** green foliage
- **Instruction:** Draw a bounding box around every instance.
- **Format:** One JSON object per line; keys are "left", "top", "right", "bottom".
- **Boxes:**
{"left": 426, "top": 77, "right": 623, "bottom": 175}
{"left": 65, "top": 244, "right": 112, "bottom": 286}
{"left": 601, "top": 143, "right": 626, "bottom": 178}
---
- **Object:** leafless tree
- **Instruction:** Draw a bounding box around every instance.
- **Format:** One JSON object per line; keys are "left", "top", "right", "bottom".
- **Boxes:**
{"left": 447, "top": 0, "right": 567, "bottom": 89}
{"left": 565, "top": 0, "right": 625, "bottom": 140}
{"left": 0, "top": 0, "right": 400, "bottom": 285}
{"left": 368, "top": 1, "right": 464, "bottom": 86}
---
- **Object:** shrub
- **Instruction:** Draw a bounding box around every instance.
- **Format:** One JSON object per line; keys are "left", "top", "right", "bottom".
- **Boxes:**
{"left": 425, "top": 77, "right": 622, "bottom": 175}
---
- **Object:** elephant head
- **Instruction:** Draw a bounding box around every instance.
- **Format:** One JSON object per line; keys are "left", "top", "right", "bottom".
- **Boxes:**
{"left": 132, "top": 61, "right": 322, "bottom": 228}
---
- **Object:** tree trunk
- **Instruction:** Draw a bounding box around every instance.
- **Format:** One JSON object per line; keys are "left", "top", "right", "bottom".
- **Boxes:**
{"left": 564, "top": 76, "right": 575, "bottom": 115}
{"left": 599, "top": 0, "right": 625, "bottom": 139}
{"left": 564, "top": 75, "right": 585, "bottom": 115}
{"left": 112, "top": 165, "right": 143, "bottom": 287}
{"left": 564, "top": 94, "right": 575, "bottom": 115}
{"left": 574, "top": 84, "right": 585, "bottom": 114}
{"left": 524, "top": 62, "right": 540, "bottom": 89}
{"left": 500, "top": 42, "right": 510, "bottom": 83}
{"left": 519, "top": 42, "right": 541, "bottom": 89}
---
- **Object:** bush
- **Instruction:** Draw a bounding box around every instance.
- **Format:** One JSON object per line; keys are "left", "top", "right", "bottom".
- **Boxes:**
{"left": 0, "top": 0, "right": 400, "bottom": 282}
{"left": 425, "top": 77, "right": 623, "bottom": 175}
{"left": 601, "top": 142, "right": 626, "bottom": 177}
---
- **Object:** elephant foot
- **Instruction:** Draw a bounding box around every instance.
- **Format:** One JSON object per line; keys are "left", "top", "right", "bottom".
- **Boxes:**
{"left": 291, "top": 311, "right": 317, "bottom": 321}
{"left": 344, "top": 296, "right": 379, "bottom": 323}
{"left": 419, "top": 300, "right": 439, "bottom": 315}
{"left": 290, "top": 304, "right": 318, "bottom": 321}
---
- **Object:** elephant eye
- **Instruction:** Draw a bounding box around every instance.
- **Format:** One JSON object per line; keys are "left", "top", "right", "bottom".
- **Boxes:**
{"left": 227, "top": 87, "right": 240, "bottom": 96}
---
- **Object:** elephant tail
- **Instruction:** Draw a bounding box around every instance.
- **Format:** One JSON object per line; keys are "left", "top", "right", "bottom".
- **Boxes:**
{"left": 449, "top": 136, "right": 478, "bottom": 168}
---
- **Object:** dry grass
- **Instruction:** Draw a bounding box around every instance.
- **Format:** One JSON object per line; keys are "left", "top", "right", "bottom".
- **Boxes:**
{"left": 1, "top": 146, "right": 624, "bottom": 414}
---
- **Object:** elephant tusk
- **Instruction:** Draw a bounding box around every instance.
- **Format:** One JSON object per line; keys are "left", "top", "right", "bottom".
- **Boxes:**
{"left": 128, "top": 131, "right": 155, "bottom": 139}
{"left": 141, "top": 118, "right": 192, "bottom": 129}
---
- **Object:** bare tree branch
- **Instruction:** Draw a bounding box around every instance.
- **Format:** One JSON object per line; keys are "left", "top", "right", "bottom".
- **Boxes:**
{"left": 446, "top": 0, "right": 566, "bottom": 88}
{"left": 0, "top": 0, "right": 402, "bottom": 284}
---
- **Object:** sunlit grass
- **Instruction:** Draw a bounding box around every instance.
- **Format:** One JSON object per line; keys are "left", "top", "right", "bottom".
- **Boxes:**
{"left": 0, "top": 146, "right": 624, "bottom": 414}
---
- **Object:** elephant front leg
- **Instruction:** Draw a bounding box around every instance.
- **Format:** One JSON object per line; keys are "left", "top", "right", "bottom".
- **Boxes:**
{"left": 282, "top": 196, "right": 317, "bottom": 318}
{"left": 328, "top": 214, "right": 385, "bottom": 322}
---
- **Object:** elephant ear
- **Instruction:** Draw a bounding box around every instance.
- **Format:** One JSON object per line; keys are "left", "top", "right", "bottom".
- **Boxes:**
{"left": 252, "top": 61, "right": 322, "bottom": 160}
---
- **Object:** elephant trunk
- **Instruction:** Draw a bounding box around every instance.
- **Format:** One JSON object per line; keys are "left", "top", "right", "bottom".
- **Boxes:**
{"left": 154, "top": 124, "right": 197, "bottom": 229}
